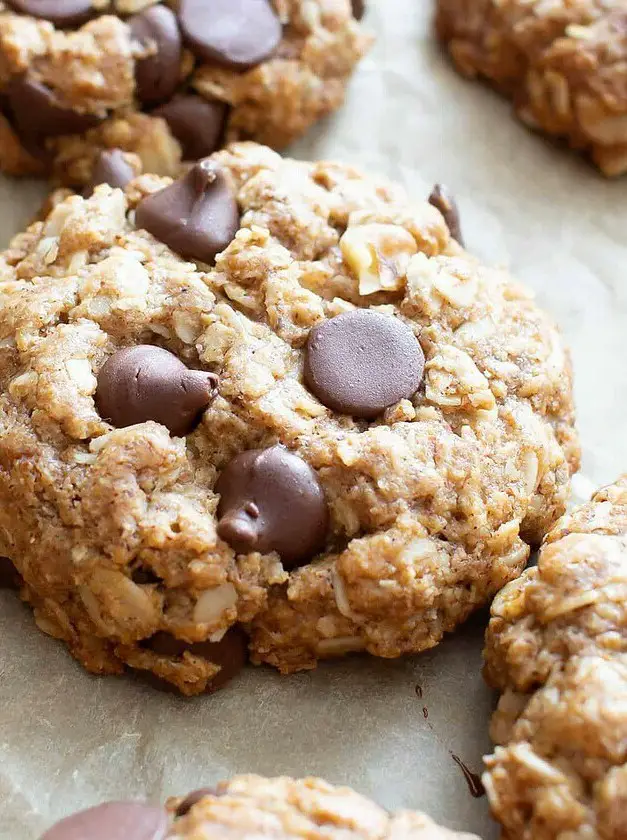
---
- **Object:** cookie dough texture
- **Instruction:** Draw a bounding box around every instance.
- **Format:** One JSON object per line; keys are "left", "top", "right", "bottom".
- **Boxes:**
{"left": 42, "top": 775, "right": 480, "bottom": 839}
{"left": 168, "top": 776, "right": 479, "bottom": 840}
{"left": 0, "top": 0, "right": 371, "bottom": 184}
{"left": 435, "top": 0, "right": 627, "bottom": 176}
{"left": 0, "top": 143, "right": 579, "bottom": 694}
{"left": 483, "top": 477, "right": 627, "bottom": 840}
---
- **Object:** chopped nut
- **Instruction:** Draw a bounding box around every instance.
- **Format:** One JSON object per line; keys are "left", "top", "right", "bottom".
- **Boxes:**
{"left": 340, "top": 223, "right": 417, "bottom": 295}
{"left": 317, "top": 636, "right": 366, "bottom": 655}
{"left": 65, "top": 358, "right": 97, "bottom": 395}
{"left": 193, "top": 583, "right": 238, "bottom": 625}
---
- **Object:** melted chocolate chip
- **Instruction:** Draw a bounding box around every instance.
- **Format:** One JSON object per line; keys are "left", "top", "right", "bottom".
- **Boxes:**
{"left": 95, "top": 345, "right": 218, "bottom": 436}
{"left": 7, "top": 77, "right": 103, "bottom": 156}
{"left": 351, "top": 0, "right": 366, "bottom": 20}
{"left": 130, "top": 5, "right": 182, "bottom": 107}
{"left": 153, "top": 95, "right": 228, "bottom": 161}
{"left": 144, "top": 627, "right": 247, "bottom": 692}
{"left": 86, "top": 149, "right": 135, "bottom": 195}
{"left": 41, "top": 802, "right": 168, "bottom": 840}
{"left": 428, "top": 184, "right": 464, "bottom": 246}
{"left": 216, "top": 446, "right": 328, "bottom": 569}
{"left": 175, "top": 788, "right": 219, "bottom": 818}
{"left": 178, "top": 0, "right": 282, "bottom": 70}
{"left": 135, "top": 159, "right": 239, "bottom": 265}
{"left": 5, "top": 0, "right": 94, "bottom": 27}
{"left": 304, "top": 310, "right": 425, "bottom": 419}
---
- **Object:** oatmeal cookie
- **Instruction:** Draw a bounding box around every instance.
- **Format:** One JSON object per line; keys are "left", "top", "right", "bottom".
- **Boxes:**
{"left": 483, "top": 476, "right": 627, "bottom": 840}
{"left": 0, "top": 0, "right": 371, "bottom": 184}
{"left": 435, "top": 0, "right": 627, "bottom": 176}
{"left": 40, "top": 774, "right": 479, "bottom": 839}
{"left": 0, "top": 142, "right": 579, "bottom": 694}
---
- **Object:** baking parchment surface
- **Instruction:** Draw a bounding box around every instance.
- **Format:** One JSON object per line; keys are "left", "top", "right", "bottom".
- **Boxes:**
{"left": 1, "top": 1, "right": 626, "bottom": 838}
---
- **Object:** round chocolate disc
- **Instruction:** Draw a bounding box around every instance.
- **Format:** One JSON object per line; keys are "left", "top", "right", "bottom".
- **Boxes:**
{"left": 41, "top": 802, "right": 168, "bottom": 840}
{"left": 216, "top": 446, "right": 328, "bottom": 569}
{"left": 7, "top": 78, "right": 103, "bottom": 156}
{"left": 178, "top": 0, "right": 282, "bottom": 70}
{"left": 95, "top": 345, "right": 218, "bottom": 436}
{"left": 304, "top": 310, "right": 425, "bottom": 418}
{"left": 130, "top": 4, "right": 182, "bottom": 106}
{"left": 5, "top": 0, "right": 94, "bottom": 27}
{"left": 153, "top": 95, "right": 228, "bottom": 161}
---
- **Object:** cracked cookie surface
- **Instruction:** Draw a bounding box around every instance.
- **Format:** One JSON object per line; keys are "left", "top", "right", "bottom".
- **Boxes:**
{"left": 0, "top": 142, "right": 579, "bottom": 694}
{"left": 435, "top": 0, "right": 627, "bottom": 176}
{"left": 40, "top": 775, "right": 480, "bottom": 839}
{"left": 0, "top": 0, "right": 371, "bottom": 184}
{"left": 483, "top": 476, "right": 627, "bottom": 840}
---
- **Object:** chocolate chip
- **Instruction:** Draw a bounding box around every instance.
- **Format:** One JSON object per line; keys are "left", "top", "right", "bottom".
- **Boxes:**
{"left": 144, "top": 627, "right": 247, "bottom": 692}
{"left": 175, "top": 788, "right": 219, "bottom": 818}
{"left": 95, "top": 345, "right": 218, "bottom": 436}
{"left": 130, "top": 5, "right": 182, "bottom": 107}
{"left": 86, "top": 149, "right": 135, "bottom": 195}
{"left": 351, "top": 0, "right": 366, "bottom": 20}
{"left": 135, "top": 159, "right": 239, "bottom": 265}
{"left": 40, "top": 802, "right": 168, "bottom": 840}
{"left": 304, "top": 310, "right": 425, "bottom": 419}
{"left": 428, "top": 184, "right": 464, "bottom": 246}
{"left": 7, "top": 77, "right": 103, "bottom": 155}
{"left": 216, "top": 445, "right": 328, "bottom": 569}
{"left": 0, "top": 557, "right": 21, "bottom": 590}
{"left": 153, "top": 95, "right": 228, "bottom": 161}
{"left": 5, "top": 0, "right": 94, "bottom": 27}
{"left": 178, "top": 0, "right": 282, "bottom": 70}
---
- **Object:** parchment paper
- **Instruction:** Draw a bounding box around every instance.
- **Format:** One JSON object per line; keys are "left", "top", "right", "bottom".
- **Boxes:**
{"left": 1, "top": 2, "right": 626, "bottom": 838}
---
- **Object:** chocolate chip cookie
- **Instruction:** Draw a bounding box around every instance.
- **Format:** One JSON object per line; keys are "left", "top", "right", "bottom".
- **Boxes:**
{"left": 0, "top": 0, "right": 371, "bottom": 184}
{"left": 483, "top": 476, "right": 627, "bottom": 839}
{"left": 40, "top": 775, "right": 480, "bottom": 839}
{"left": 0, "top": 142, "right": 579, "bottom": 694}
{"left": 436, "top": 0, "right": 627, "bottom": 176}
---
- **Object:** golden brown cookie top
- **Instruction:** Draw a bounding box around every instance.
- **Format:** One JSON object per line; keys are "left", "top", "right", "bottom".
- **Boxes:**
{"left": 483, "top": 476, "right": 627, "bottom": 840}
{"left": 0, "top": 142, "right": 578, "bottom": 693}
{"left": 436, "top": 0, "right": 627, "bottom": 175}
{"left": 0, "top": 1, "right": 372, "bottom": 182}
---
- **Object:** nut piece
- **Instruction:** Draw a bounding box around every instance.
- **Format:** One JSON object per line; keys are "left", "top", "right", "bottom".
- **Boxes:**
{"left": 340, "top": 224, "right": 417, "bottom": 295}
{"left": 193, "top": 583, "right": 238, "bottom": 625}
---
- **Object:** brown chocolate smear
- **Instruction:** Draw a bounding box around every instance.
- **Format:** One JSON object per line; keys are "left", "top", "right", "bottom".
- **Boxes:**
{"left": 304, "top": 310, "right": 425, "bottom": 419}
{"left": 6, "top": 0, "right": 94, "bottom": 27}
{"left": 135, "top": 159, "right": 239, "bottom": 265}
{"left": 7, "top": 77, "right": 103, "bottom": 156}
{"left": 351, "top": 0, "right": 366, "bottom": 20}
{"left": 428, "top": 184, "right": 464, "bottom": 246}
{"left": 175, "top": 788, "right": 220, "bottom": 817}
{"left": 41, "top": 802, "right": 168, "bottom": 840}
{"left": 144, "top": 627, "right": 248, "bottom": 692}
{"left": 216, "top": 445, "right": 328, "bottom": 569}
{"left": 95, "top": 345, "right": 218, "bottom": 436}
{"left": 178, "top": 0, "right": 281, "bottom": 71}
{"left": 86, "top": 149, "right": 135, "bottom": 195}
{"left": 153, "top": 95, "right": 228, "bottom": 161}
{"left": 450, "top": 754, "right": 486, "bottom": 798}
{"left": 130, "top": 4, "right": 182, "bottom": 106}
